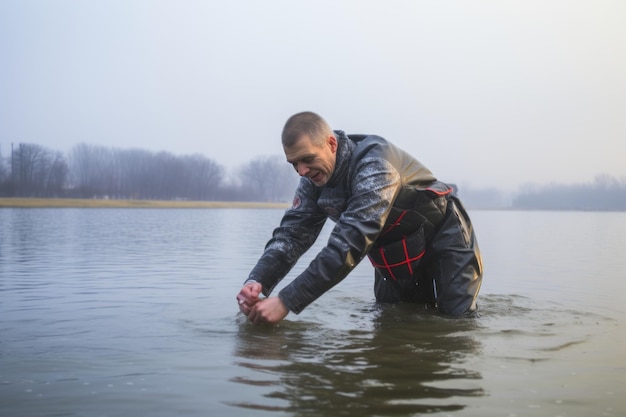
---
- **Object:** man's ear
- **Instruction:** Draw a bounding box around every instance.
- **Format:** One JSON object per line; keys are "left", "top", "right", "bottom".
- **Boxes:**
{"left": 327, "top": 135, "right": 338, "bottom": 153}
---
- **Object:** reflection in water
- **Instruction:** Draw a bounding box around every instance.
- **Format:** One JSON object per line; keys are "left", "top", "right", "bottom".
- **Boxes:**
{"left": 231, "top": 304, "right": 483, "bottom": 416}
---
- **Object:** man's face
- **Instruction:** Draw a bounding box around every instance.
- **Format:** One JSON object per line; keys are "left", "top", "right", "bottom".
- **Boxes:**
{"left": 284, "top": 134, "right": 338, "bottom": 186}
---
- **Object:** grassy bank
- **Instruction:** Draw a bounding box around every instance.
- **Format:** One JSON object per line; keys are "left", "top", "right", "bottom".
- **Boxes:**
{"left": 0, "top": 197, "right": 290, "bottom": 209}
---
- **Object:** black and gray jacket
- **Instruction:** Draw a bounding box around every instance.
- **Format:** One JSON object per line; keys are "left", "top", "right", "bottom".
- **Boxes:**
{"left": 246, "top": 130, "right": 451, "bottom": 314}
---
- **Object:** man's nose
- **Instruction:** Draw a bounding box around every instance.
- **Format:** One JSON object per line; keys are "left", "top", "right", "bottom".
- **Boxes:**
{"left": 297, "top": 165, "right": 309, "bottom": 176}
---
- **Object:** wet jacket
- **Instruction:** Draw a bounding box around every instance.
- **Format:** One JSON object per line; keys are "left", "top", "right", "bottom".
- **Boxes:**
{"left": 247, "top": 131, "right": 451, "bottom": 314}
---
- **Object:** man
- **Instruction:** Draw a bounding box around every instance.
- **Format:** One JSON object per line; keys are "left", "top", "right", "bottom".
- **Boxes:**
{"left": 237, "top": 111, "right": 483, "bottom": 325}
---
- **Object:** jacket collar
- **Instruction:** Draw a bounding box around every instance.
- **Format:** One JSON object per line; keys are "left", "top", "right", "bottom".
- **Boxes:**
{"left": 326, "top": 130, "right": 355, "bottom": 188}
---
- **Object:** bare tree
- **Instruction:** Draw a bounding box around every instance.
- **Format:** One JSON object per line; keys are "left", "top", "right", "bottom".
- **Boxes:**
{"left": 182, "top": 154, "right": 224, "bottom": 200}
{"left": 12, "top": 143, "right": 68, "bottom": 197}
{"left": 239, "top": 155, "right": 299, "bottom": 202}
{"left": 0, "top": 147, "right": 6, "bottom": 182}
{"left": 69, "top": 143, "right": 115, "bottom": 197}
{"left": 0, "top": 147, "right": 9, "bottom": 196}
{"left": 42, "top": 151, "right": 68, "bottom": 197}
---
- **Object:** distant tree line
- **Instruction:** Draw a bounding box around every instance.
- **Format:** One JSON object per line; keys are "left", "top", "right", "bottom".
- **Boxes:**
{"left": 0, "top": 142, "right": 298, "bottom": 202}
{"left": 456, "top": 175, "right": 626, "bottom": 211}
{"left": 511, "top": 174, "right": 626, "bottom": 211}
{"left": 1, "top": 142, "right": 625, "bottom": 211}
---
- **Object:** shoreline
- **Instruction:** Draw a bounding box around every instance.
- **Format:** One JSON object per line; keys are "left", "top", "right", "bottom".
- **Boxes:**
{"left": 0, "top": 197, "right": 291, "bottom": 209}
{"left": 2, "top": 198, "right": 620, "bottom": 212}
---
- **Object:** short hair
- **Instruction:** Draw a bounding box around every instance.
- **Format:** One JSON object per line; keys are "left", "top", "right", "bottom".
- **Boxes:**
{"left": 281, "top": 111, "right": 333, "bottom": 147}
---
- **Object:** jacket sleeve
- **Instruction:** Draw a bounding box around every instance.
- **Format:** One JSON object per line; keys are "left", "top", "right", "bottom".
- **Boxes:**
{"left": 278, "top": 155, "right": 401, "bottom": 314}
{"left": 246, "top": 178, "right": 328, "bottom": 297}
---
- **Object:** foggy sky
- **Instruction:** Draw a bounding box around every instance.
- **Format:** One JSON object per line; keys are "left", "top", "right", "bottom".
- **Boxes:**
{"left": 1, "top": 0, "right": 625, "bottom": 191}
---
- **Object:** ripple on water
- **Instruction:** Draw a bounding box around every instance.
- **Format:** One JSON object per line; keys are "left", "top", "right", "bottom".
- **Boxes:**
{"left": 475, "top": 293, "right": 615, "bottom": 363}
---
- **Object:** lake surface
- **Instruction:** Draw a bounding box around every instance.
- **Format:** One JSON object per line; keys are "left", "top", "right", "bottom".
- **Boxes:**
{"left": 1, "top": 207, "right": 624, "bottom": 417}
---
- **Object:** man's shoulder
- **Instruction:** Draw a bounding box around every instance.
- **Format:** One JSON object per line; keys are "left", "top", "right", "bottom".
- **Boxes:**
{"left": 347, "top": 134, "right": 395, "bottom": 159}
{"left": 346, "top": 133, "right": 387, "bottom": 143}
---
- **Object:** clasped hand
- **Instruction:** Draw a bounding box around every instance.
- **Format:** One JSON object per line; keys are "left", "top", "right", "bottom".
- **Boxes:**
{"left": 236, "top": 282, "right": 289, "bottom": 325}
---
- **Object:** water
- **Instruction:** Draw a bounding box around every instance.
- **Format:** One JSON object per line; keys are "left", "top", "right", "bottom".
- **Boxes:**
{"left": 1, "top": 208, "right": 624, "bottom": 416}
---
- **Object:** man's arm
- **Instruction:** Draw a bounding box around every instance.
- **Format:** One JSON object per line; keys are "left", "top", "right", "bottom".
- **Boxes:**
{"left": 277, "top": 157, "right": 401, "bottom": 314}
{"left": 245, "top": 179, "right": 326, "bottom": 297}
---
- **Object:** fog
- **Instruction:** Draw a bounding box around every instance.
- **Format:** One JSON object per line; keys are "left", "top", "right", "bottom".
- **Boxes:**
{"left": 1, "top": 0, "right": 624, "bottom": 191}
